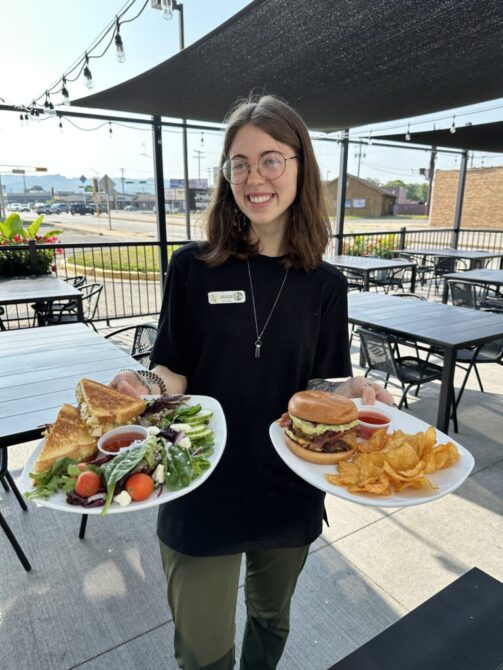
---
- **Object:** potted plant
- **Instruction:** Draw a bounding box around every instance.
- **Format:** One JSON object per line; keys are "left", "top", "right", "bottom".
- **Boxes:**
{"left": 0, "top": 213, "right": 63, "bottom": 277}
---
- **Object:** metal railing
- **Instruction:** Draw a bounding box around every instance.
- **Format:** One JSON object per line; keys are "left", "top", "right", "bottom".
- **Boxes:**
{"left": 1, "top": 228, "right": 502, "bottom": 329}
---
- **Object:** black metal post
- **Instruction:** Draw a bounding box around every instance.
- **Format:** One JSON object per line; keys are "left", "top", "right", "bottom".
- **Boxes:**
{"left": 152, "top": 115, "right": 169, "bottom": 288}
{"left": 174, "top": 1, "right": 191, "bottom": 240}
{"left": 335, "top": 130, "right": 349, "bottom": 255}
{"left": 451, "top": 150, "right": 468, "bottom": 249}
{"left": 425, "top": 147, "right": 436, "bottom": 216}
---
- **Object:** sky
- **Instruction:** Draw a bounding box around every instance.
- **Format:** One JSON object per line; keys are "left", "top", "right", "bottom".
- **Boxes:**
{"left": 1, "top": 0, "right": 502, "bottom": 191}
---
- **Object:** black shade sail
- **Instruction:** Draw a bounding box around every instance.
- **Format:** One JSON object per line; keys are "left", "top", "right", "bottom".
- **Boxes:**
{"left": 73, "top": 0, "right": 503, "bottom": 132}
{"left": 375, "top": 121, "right": 503, "bottom": 153}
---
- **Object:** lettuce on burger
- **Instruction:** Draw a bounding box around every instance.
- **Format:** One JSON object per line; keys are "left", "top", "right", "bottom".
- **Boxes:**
{"left": 279, "top": 390, "right": 359, "bottom": 464}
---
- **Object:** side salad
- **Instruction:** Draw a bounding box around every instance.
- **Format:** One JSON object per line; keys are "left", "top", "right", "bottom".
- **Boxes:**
{"left": 26, "top": 397, "right": 215, "bottom": 514}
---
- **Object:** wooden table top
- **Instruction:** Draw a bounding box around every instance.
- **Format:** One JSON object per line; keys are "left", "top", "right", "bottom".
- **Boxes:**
{"left": 348, "top": 292, "right": 503, "bottom": 349}
{"left": 0, "top": 323, "right": 143, "bottom": 445}
{"left": 443, "top": 269, "right": 503, "bottom": 286}
{"left": 0, "top": 275, "right": 82, "bottom": 305}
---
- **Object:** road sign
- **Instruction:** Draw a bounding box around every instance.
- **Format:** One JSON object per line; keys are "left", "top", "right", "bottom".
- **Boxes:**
{"left": 79, "top": 174, "right": 87, "bottom": 183}
{"left": 99, "top": 175, "right": 115, "bottom": 193}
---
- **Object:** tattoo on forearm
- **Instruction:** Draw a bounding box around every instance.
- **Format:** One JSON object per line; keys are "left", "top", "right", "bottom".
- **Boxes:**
{"left": 307, "top": 378, "right": 342, "bottom": 393}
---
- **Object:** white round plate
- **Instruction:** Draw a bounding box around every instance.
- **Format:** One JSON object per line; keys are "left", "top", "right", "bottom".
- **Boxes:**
{"left": 19, "top": 395, "right": 227, "bottom": 515}
{"left": 269, "top": 399, "right": 475, "bottom": 508}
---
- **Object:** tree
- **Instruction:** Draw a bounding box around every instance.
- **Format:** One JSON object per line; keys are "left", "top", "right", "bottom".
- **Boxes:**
{"left": 366, "top": 177, "right": 382, "bottom": 187}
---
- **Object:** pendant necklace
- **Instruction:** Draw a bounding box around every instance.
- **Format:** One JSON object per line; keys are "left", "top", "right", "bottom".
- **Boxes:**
{"left": 246, "top": 258, "right": 289, "bottom": 359}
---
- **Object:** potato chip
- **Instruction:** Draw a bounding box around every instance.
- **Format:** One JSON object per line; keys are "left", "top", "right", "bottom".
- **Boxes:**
{"left": 325, "top": 422, "right": 459, "bottom": 497}
{"left": 383, "top": 443, "right": 420, "bottom": 472}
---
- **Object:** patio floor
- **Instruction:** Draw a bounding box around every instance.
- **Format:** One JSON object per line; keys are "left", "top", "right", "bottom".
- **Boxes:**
{"left": 1, "top": 320, "right": 502, "bottom": 669}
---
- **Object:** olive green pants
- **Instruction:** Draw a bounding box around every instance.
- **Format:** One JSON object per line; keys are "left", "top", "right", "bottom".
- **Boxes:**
{"left": 160, "top": 541, "right": 310, "bottom": 670}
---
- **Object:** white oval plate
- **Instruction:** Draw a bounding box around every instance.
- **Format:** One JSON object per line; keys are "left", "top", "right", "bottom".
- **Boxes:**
{"left": 19, "top": 395, "right": 227, "bottom": 515}
{"left": 269, "top": 399, "right": 474, "bottom": 508}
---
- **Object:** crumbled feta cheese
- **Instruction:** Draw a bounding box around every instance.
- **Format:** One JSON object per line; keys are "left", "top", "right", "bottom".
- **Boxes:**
{"left": 171, "top": 423, "right": 192, "bottom": 432}
{"left": 147, "top": 426, "right": 161, "bottom": 436}
{"left": 178, "top": 436, "right": 191, "bottom": 450}
{"left": 114, "top": 491, "right": 132, "bottom": 507}
{"left": 153, "top": 464, "right": 165, "bottom": 484}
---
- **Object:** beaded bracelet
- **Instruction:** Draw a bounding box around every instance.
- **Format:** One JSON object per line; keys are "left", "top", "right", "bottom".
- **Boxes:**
{"left": 120, "top": 369, "right": 167, "bottom": 395}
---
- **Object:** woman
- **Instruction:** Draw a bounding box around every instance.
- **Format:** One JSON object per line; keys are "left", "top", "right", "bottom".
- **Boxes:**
{"left": 112, "top": 95, "right": 393, "bottom": 670}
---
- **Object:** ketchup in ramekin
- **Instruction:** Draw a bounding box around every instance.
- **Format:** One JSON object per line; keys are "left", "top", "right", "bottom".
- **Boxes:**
{"left": 358, "top": 407, "right": 392, "bottom": 439}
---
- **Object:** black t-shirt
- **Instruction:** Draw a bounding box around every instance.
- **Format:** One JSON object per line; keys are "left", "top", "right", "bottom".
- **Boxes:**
{"left": 151, "top": 242, "right": 352, "bottom": 556}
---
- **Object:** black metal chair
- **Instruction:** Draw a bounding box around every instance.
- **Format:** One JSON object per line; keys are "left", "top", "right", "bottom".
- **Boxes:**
{"left": 342, "top": 269, "right": 365, "bottom": 291}
{"left": 0, "top": 306, "right": 5, "bottom": 331}
{"left": 1, "top": 448, "right": 31, "bottom": 571}
{"left": 32, "top": 276, "right": 88, "bottom": 325}
{"left": 104, "top": 323, "right": 158, "bottom": 368}
{"left": 368, "top": 266, "right": 406, "bottom": 294}
{"left": 427, "top": 256, "right": 464, "bottom": 298}
{"left": 358, "top": 327, "right": 458, "bottom": 431}
{"left": 452, "top": 338, "right": 503, "bottom": 408}
{"left": 37, "top": 283, "right": 103, "bottom": 332}
{"left": 399, "top": 253, "right": 434, "bottom": 287}
{"left": 447, "top": 279, "right": 503, "bottom": 313}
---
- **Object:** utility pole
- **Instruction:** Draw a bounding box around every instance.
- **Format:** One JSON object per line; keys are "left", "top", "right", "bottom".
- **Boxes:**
{"left": 425, "top": 147, "right": 437, "bottom": 217}
{"left": 120, "top": 167, "right": 125, "bottom": 194}
{"left": 193, "top": 149, "right": 205, "bottom": 180}
{"left": 354, "top": 144, "right": 366, "bottom": 178}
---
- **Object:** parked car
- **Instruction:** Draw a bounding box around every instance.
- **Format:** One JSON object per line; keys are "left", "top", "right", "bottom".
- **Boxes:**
{"left": 70, "top": 203, "right": 95, "bottom": 215}
{"left": 124, "top": 205, "right": 137, "bottom": 211}
{"left": 35, "top": 205, "right": 52, "bottom": 215}
{"left": 50, "top": 203, "right": 70, "bottom": 214}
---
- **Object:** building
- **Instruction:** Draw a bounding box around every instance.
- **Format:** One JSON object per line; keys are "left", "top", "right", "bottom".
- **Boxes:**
{"left": 430, "top": 166, "right": 503, "bottom": 229}
{"left": 324, "top": 174, "right": 396, "bottom": 217}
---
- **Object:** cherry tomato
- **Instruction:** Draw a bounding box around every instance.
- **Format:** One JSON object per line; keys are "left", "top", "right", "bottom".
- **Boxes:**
{"left": 125, "top": 473, "right": 155, "bottom": 501}
{"left": 75, "top": 471, "right": 101, "bottom": 497}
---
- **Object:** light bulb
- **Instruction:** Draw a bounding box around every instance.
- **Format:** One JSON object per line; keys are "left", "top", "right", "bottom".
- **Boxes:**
{"left": 162, "top": 0, "right": 173, "bottom": 20}
{"left": 109, "top": 122, "right": 113, "bottom": 139}
{"left": 405, "top": 124, "right": 411, "bottom": 141}
{"left": 115, "top": 33, "right": 126, "bottom": 63}
{"left": 83, "top": 65, "right": 94, "bottom": 89}
{"left": 59, "top": 119, "right": 63, "bottom": 133}
{"left": 450, "top": 115, "right": 456, "bottom": 134}
{"left": 62, "top": 79, "right": 70, "bottom": 105}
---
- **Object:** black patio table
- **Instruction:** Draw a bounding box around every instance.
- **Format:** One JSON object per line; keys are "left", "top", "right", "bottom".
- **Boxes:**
{"left": 325, "top": 255, "right": 417, "bottom": 292}
{"left": 348, "top": 292, "right": 503, "bottom": 433}
{"left": 441, "top": 268, "right": 503, "bottom": 303}
{"left": 328, "top": 567, "right": 503, "bottom": 670}
{"left": 0, "top": 275, "right": 84, "bottom": 323}
{"left": 0, "top": 322, "right": 143, "bottom": 448}
{"left": 399, "top": 248, "right": 503, "bottom": 270}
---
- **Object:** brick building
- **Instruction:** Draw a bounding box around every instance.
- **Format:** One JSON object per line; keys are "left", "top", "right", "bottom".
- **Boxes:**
{"left": 430, "top": 166, "right": 503, "bottom": 228}
{"left": 324, "top": 174, "right": 396, "bottom": 217}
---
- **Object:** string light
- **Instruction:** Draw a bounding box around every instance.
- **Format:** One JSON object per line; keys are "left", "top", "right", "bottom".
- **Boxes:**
{"left": 58, "top": 114, "right": 63, "bottom": 133}
{"left": 405, "top": 123, "right": 411, "bottom": 141}
{"left": 115, "top": 20, "right": 126, "bottom": 63}
{"left": 61, "top": 77, "right": 70, "bottom": 105}
{"left": 109, "top": 121, "right": 113, "bottom": 138}
{"left": 83, "top": 54, "right": 94, "bottom": 89}
{"left": 450, "top": 114, "right": 456, "bottom": 134}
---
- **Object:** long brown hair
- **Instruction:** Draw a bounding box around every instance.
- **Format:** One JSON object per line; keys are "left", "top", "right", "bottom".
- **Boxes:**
{"left": 200, "top": 95, "right": 331, "bottom": 271}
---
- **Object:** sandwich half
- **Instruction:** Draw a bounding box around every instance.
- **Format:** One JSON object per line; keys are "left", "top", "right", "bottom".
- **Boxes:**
{"left": 34, "top": 404, "right": 97, "bottom": 474}
{"left": 75, "top": 378, "right": 146, "bottom": 437}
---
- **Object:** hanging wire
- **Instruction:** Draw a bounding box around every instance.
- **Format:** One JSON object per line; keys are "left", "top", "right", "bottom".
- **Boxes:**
{"left": 30, "top": 0, "right": 149, "bottom": 106}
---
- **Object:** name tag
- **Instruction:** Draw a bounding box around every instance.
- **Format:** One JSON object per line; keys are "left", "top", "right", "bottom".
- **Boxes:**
{"left": 208, "top": 290, "right": 246, "bottom": 305}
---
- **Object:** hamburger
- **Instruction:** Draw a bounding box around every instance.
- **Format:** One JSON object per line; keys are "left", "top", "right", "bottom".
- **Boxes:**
{"left": 280, "top": 391, "right": 359, "bottom": 464}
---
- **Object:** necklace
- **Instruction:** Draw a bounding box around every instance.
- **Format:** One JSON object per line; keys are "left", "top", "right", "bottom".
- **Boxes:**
{"left": 246, "top": 258, "right": 289, "bottom": 359}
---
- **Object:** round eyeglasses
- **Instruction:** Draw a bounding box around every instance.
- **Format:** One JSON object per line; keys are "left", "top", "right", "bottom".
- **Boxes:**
{"left": 222, "top": 151, "right": 298, "bottom": 185}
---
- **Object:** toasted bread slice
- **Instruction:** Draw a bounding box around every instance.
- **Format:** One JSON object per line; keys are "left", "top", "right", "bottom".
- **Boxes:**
{"left": 34, "top": 404, "right": 97, "bottom": 474}
{"left": 75, "top": 378, "right": 146, "bottom": 437}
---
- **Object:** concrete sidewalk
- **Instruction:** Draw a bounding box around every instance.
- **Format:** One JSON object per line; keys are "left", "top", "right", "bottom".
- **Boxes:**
{"left": 1, "top": 345, "right": 502, "bottom": 670}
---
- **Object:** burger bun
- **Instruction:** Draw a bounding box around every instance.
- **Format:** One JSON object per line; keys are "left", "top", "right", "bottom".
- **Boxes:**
{"left": 288, "top": 391, "right": 358, "bottom": 425}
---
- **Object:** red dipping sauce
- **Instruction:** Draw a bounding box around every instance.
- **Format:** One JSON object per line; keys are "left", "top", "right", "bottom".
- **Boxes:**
{"left": 101, "top": 433, "right": 144, "bottom": 453}
{"left": 358, "top": 408, "right": 392, "bottom": 439}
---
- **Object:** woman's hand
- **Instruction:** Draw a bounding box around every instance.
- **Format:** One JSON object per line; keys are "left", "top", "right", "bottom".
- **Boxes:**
{"left": 335, "top": 376, "right": 395, "bottom": 406}
{"left": 109, "top": 370, "right": 149, "bottom": 398}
